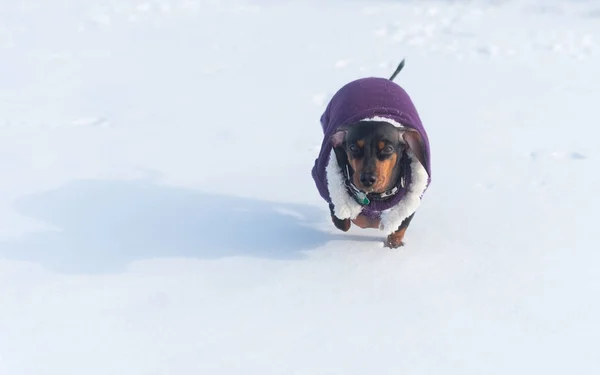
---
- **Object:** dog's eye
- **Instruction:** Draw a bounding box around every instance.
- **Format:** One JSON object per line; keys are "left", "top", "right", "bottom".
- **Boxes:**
{"left": 383, "top": 145, "right": 394, "bottom": 153}
{"left": 349, "top": 144, "right": 360, "bottom": 153}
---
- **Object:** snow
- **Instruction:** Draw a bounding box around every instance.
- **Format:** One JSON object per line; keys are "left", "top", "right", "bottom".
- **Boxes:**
{"left": 0, "top": 0, "right": 599, "bottom": 373}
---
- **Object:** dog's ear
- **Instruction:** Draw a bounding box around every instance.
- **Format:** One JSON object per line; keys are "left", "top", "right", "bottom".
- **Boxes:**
{"left": 333, "top": 144, "right": 349, "bottom": 170}
{"left": 330, "top": 130, "right": 346, "bottom": 148}
{"left": 401, "top": 130, "right": 427, "bottom": 171}
{"left": 329, "top": 129, "right": 351, "bottom": 176}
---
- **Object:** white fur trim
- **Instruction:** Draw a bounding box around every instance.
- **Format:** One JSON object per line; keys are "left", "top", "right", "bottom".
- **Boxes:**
{"left": 325, "top": 150, "right": 363, "bottom": 220}
{"left": 378, "top": 148, "right": 429, "bottom": 235}
{"left": 361, "top": 116, "right": 406, "bottom": 129}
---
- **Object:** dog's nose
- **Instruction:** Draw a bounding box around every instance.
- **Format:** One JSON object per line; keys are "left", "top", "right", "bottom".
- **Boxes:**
{"left": 360, "top": 173, "right": 377, "bottom": 187}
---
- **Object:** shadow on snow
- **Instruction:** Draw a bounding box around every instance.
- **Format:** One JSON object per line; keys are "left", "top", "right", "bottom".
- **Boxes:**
{"left": 0, "top": 179, "right": 381, "bottom": 274}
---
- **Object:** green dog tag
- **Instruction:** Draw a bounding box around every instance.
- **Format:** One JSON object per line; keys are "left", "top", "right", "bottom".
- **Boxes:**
{"left": 354, "top": 191, "right": 370, "bottom": 206}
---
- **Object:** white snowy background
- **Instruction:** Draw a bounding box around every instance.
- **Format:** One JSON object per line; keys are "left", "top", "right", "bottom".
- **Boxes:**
{"left": 1, "top": 0, "right": 599, "bottom": 373}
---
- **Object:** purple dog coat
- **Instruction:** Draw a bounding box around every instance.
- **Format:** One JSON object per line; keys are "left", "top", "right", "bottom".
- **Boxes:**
{"left": 311, "top": 77, "right": 431, "bottom": 234}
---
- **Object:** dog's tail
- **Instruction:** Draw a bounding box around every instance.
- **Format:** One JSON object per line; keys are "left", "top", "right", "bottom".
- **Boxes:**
{"left": 388, "top": 58, "right": 406, "bottom": 82}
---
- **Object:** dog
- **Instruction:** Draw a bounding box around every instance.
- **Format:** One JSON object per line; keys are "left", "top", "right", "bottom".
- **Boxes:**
{"left": 311, "top": 61, "right": 431, "bottom": 248}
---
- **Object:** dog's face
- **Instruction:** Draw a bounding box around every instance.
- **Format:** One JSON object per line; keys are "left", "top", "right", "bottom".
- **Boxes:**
{"left": 334, "top": 121, "right": 406, "bottom": 194}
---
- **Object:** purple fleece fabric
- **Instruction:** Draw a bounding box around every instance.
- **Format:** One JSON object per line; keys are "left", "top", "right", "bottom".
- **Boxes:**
{"left": 311, "top": 77, "right": 431, "bottom": 217}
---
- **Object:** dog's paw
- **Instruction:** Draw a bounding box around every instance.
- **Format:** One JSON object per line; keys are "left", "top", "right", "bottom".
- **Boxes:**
{"left": 385, "top": 234, "right": 405, "bottom": 249}
{"left": 385, "top": 227, "right": 408, "bottom": 249}
{"left": 332, "top": 216, "right": 351, "bottom": 232}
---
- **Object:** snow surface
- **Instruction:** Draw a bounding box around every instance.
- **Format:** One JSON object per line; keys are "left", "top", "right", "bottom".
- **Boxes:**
{"left": 1, "top": 0, "right": 599, "bottom": 373}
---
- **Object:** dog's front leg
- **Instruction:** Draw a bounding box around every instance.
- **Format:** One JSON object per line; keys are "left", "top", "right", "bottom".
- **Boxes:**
{"left": 386, "top": 213, "right": 415, "bottom": 248}
{"left": 329, "top": 203, "right": 351, "bottom": 232}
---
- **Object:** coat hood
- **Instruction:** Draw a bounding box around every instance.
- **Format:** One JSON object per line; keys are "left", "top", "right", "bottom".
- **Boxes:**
{"left": 311, "top": 76, "right": 431, "bottom": 235}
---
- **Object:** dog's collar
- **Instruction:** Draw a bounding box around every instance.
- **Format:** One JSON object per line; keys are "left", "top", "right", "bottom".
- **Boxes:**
{"left": 343, "top": 164, "right": 404, "bottom": 206}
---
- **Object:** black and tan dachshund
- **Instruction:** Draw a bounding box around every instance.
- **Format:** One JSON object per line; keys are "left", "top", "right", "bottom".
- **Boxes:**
{"left": 329, "top": 120, "right": 415, "bottom": 247}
